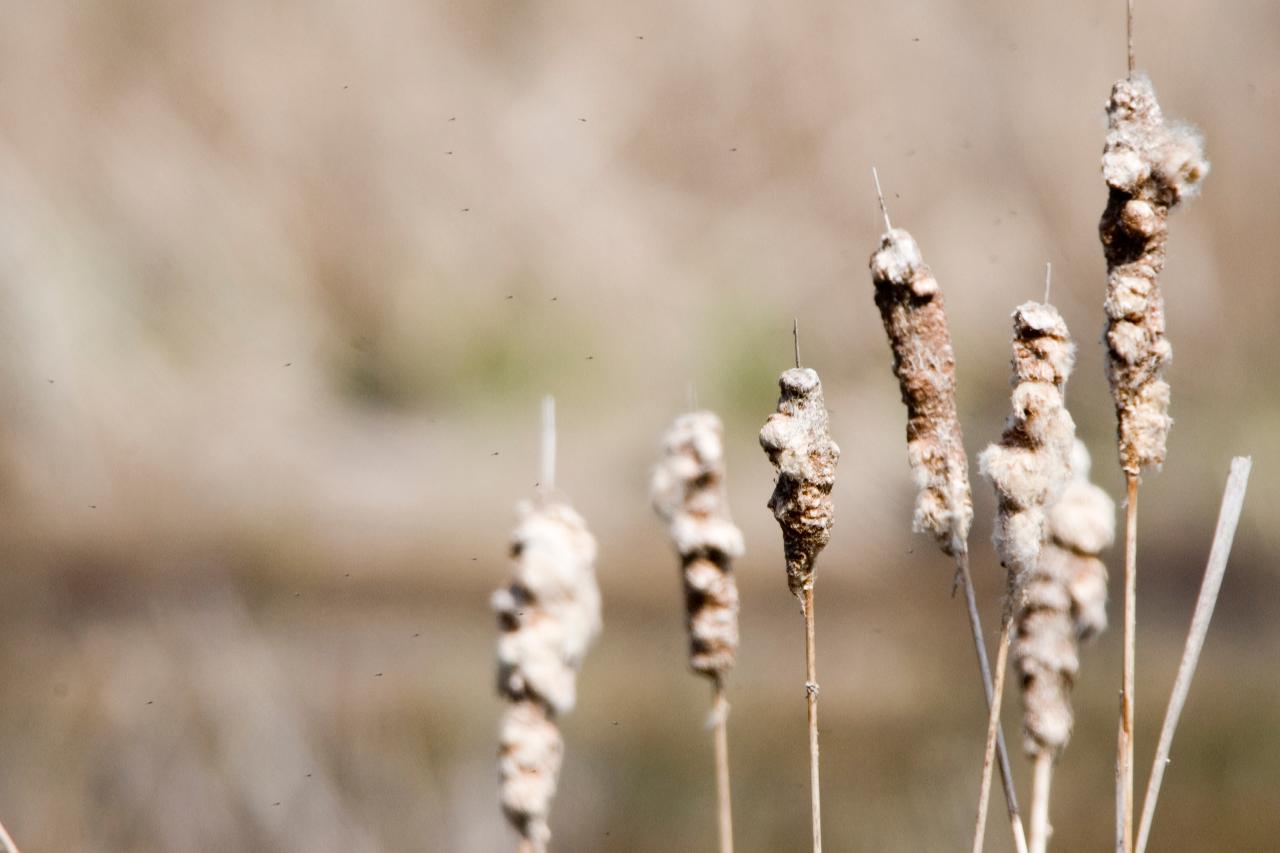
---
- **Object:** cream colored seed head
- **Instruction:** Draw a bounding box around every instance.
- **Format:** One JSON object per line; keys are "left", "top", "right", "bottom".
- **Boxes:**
{"left": 869, "top": 227, "right": 973, "bottom": 556}
{"left": 494, "top": 500, "right": 601, "bottom": 714}
{"left": 493, "top": 498, "right": 601, "bottom": 847}
{"left": 759, "top": 368, "right": 839, "bottom": 598}
{"left": 1100, "top": 74, "right": 1208, "bottom": 472}
{"left": 652, "top": 410, "right": 744, "bottom": 677}
{"left": 979, "top": 301, "right": 1077, "bottom": 593}
{"left": 497, "top": 700, "right": 563, "bottom": 847}
{"left": 1046, "top": 439, "right": 1116, "bottom": 641}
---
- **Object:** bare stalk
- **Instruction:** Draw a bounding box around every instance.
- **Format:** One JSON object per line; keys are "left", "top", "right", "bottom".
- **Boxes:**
{"left": 1134, "top": 457, "right": 1252, "bottom": 853}
{"left": 0, "top": 819, "right": 20, "bottom": 853}
{"left": 712, "top": 680, "right": 734, "bottom": 853}
{"left": 972, "top": 617, "right": 1014, "bottom": 853}
{"left": 1030, "top": 751, "right": 1054, "bottom": 853}
{"left": 803, "top": 587, "right": 822, "bottom": 853}
{"left": 652, "top": 410, "right": 743, "bottom": 852}
{"left": 759, "top": 364, "right": 838, "bottom": 853}
{"left": 958, "top": 553, "right": 1029, "bottom": 853}
{"left": 1117, "top": 474, "right": 1138, "bottom": 853}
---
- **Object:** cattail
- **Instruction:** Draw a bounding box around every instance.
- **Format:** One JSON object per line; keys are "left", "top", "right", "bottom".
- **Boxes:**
{"left": 1100, "top": 74, "right": 1208, "bottom": 474}
{"left": 759, "top": 359, "right": 839, "bottom": 853}
{"left": 652, "top": 411, "right": 744, "bottom": 678}
{"left": 652, "top": 410, "right": 744, "bottom": 853}
{"left": 866, "top": 198, "right": 1027, "bottom": 853}
{"left": 979, "top": 301, "right": 1077, "bottom": 853}
{"left": 759, "top": 368, "right": 839, "bottom": 601}
{"left": 1012, "top": 436, "right": 1114, "bottom": 761}
{"left": 980, "top": 302, "right": 1077, "bottom": 602}
{"left": 869, "top": 227, "right": 973, "bottom": 556}
{"left": 493, "top": 499, "right": 602, "bottom": 850}
{"left": 1100, "top": 68, "right": 1207, "bottom": 853}
{"left": 1048, "top": 439, "right": 1116, "bottom": 643}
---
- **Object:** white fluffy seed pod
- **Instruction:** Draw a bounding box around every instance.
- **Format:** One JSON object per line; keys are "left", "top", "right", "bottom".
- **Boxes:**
{"left": 493, "top": 498, "right": 601, "bottom": 846}
{"left": 1014, "top": 439, "right": 1116, "bottom": 755}
{"left": 1100, "top": 74, "right": 1208, "bottom": 473}
{"left": 759, "top": 368, "right": 840, "bottom": 598}
{"left": 980, "top": 303, "right": 1088, "bottom": 757}
{"left": 869, "top": 228, "right": 973, "bottom": 556}
{"left": 979, "top": 302, "right": 1077, "bottom": 594}
{"left": 652, "top": 411, "right": 744, "bottom": 679}
{"left": 1046, "top": 439, "right": 1116, "bottom": 642}
{"left": 497, "top": 700, "right": 563, "bottom": 846}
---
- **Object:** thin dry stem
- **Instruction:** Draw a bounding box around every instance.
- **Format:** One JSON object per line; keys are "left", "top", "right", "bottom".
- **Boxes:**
{"left": 1117, "top": 474, "right": 1138, "bottom": 853}
{"left": 540, "top": 395, "right": 555, "bottom": 493}
{"left": 958, "top": 552, "right": 1029, "bottom": 853}
{"left": 0, "top": 819, "right": 19, "bottom": 853}
{"left": 1126, "top": 0, "right": 1135, "bottom": 77}
{"left": 712, "top": 680, "right": 734, "bottom": 853}
{"left": 1135, "top": 457, "right": 1251, "bottom": 853}
{"left": 803, "top": 586, "right": 822, "bottom": 853}
{"left": 972, "top": 618, "right": 1013, "bottom": 853}
{"left": 1030, "top": 751, "right": 1054, "bottom": 853}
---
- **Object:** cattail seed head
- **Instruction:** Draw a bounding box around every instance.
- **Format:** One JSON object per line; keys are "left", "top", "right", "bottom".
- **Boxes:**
{"left": 497, "top": 700, "right": 563, "bottom": 846}
{"left": 980, "top": 302, "right": 1087, "bottom": 757}
{"left": 1014, "top": 439, "right": 1116, "bottom": 755}
{"left": 1100, "top": 74, "right": 1208, "bottom": 473}
{"left": 652, "top": 411, "right": 744, "bottom": 678}
{"left": 493, "top": 498, "right": 601, "bottom": 846}
{"left": 759, "top": 368, "right": 839, "bottom": 598}
{"left": 869, "top": 228, "right": 973, "bottom": 556}
{"left": 1046, "top": 439, "right": 1116, "bottom": 642}
{"left": 979, "top": 301, "right": 1077, "bottom": 593}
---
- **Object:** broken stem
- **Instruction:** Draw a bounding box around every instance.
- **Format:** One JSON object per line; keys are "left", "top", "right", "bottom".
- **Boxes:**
{"left": 1134, "top": 457, "right": 1252, "bottom": 853}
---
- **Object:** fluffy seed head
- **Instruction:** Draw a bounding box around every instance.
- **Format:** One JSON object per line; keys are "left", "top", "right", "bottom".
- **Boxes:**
{"left": 979, "top": 301, "right": 1077, "bottom": 594}
{"left": 493, "top": 498, "right": 601, "bottom": 846}
{"left": 869, "top": 227, "right": 973, "bottom": 556}
{"left": 1100, "top": 74, "right": 1208, "bottom": 472}
{"left": 652, "top": 411, "right": 744, "bottom": 677}
{"left": 759, "top": 368, "right": 839, "bottom": 597}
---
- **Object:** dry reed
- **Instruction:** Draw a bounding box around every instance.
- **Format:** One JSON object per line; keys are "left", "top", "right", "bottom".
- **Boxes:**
{"left": 866, "top": 190, "right": 1027, "bottom": 853}
{"left": 652, "top": 410, "right": 744, "bottom": 853}
{"left": 759, "top": 363, "right": 839, "bottom": 853}
{"left": 1099, "top": 69, "right": 1208, "bottom": 853}
{"left": 977, "top": 301, "right": 1076, "bottom": 853}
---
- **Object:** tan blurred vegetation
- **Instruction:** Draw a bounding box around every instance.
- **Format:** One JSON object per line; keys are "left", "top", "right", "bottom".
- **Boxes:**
{"left": 0, "top": 1, "right": 1277, "bottom": 850}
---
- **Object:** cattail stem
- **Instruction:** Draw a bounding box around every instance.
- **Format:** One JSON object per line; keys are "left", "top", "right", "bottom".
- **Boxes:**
{"left": 803, "top": 586, "right": 822, "bottom": 853}
{"left": 1126, "top": 0, "right": 1135, "bottom": 77}
{"left": 540, "top": 396, "right": 556, "bottom": 493}
{"left": 1117, "top": 474, "right": 1138, "bottom": 853}
{"left": 1134, "top": 457, "right": 1251, "bottom": 853}
{"left": 958, "top": 553, "right": 1029, "bottom": 853}
{"left": 0, "top": 819, "right": 20, "bottom": 853}
{"left": 712, "top": 678, "right": 734, "bottom": 853}
{"left": 972, "top": 617, "right": 1014, "bottom": 853}
{"left": 1030, "top": 751, "right": 1054, "bottom": 853}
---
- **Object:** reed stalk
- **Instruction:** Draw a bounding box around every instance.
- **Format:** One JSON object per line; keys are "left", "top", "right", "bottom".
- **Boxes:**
{"left": 1098, "top": 66, "right": 1207, "bottom": 851}
{"left": 1134, "top": 457, "right": 1251, "bottom": 853}
{"left": 867, "top": 179, "right": 1027, "bottom": 853}
{"left": 759, "top": 359, "right": 839, "bottom": 853}
{"left": 652, "top": 410, "right": 744, "bottom": 853}
{"left": 493, "top": 398, "right": 602, "bottom": 851}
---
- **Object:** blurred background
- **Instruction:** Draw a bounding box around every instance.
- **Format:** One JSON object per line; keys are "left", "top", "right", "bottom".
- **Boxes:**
{"left": 0, "top": 0, "right": 1276, "bottom": 850}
